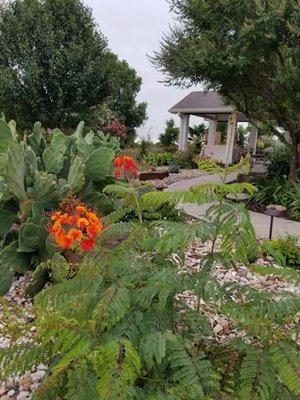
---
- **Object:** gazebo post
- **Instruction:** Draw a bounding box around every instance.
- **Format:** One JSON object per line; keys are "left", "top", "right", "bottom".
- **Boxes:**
{"left": 207, "top": 119, "right": 217, "bottom": 145}
{"left": 179, "top": 113, "right": 190, "bottom": 151}
{"left": 225, "top": 113, "right": 237, "bottom": 165}
{"left": 249, "top": 122, "right": 258, "bottom": 154}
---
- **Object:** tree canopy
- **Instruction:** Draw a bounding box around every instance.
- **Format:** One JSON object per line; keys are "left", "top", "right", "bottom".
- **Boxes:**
{"left": 0, "top": 0, "right": 147, "bottom": 138}
{"left": 154, "top": 0, "right": 300, "bottom": 180}
{"left": 159, "top": 118, "right": 179, "bottom": 146}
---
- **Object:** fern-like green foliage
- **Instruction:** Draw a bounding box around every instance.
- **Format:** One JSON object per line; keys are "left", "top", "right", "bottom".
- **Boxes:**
{"left": 1, "top": 159, "right": 299, "bottom": 400}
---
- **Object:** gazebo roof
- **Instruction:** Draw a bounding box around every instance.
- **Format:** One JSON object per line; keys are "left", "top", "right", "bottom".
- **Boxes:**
{"left": 169, "top": 91, "right": 248, "bottom": 122}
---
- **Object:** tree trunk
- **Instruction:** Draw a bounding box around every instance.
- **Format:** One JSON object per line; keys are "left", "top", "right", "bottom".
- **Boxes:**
{"left": 288, "top": 140, "right": 300, "bottom": 183}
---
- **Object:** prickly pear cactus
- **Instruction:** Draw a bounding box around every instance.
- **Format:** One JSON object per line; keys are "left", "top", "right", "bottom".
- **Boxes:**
{"left": 0, "top": 119, "right": 119, "bottom": 294}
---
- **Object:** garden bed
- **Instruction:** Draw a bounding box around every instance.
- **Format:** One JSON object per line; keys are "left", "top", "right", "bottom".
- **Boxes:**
{"left": 146, "top": 169, "right": 205, "bottom": 189}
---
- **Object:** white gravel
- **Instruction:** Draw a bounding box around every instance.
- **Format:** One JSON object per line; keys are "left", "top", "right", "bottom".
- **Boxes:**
{"left": 0, "top": 277, "right": 46, "bottom": 400}
{"left": 175, "top": 240, "right": 300, "bottom": 343}
{"left": 149, "top": 169, "right": 205, "bottom": 189}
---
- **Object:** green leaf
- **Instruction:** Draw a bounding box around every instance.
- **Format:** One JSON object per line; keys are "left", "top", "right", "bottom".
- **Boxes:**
{"left": 4, "top": 142, "right": 27, "bottom": 201}
{"left": 68, "top": 156, "right": 86, "bottom": 193}
{"left": 85, "top": 147, "right": 114, "bottom": 182}
{"left": 29, "top": 171, "right": 59, "bottom": 209}
{"left": 0, "top": 265, "right": 13, "bottom": 295}
{"left": 0, "top": 207, "right": 17, "bottom": 238}
{"left": 18, "top": 202, "right": 48, "bottom": 252}
{"left": 0, "top": 119, "right": 13, "bottom": 175}
{"left": 0, "top": 241, "right": 31, "bottom": 273}
{"left": 49, "top": 253, "right": 70, "bottom": 284}
{"left": 27, "top": 122, "right": 45, "bottom": 156}
{"left": 83, "top": 192, "right": 114, "bottom": 214}
{"left": 42, "top": 131, "right": 67, "bottom": 174}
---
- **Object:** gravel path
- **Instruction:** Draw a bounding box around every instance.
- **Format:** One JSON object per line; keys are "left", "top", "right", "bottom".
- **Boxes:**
{"left": 149, "top": 169, "right": 206, "bottom": 189}
{"left": 176, "top": 240, "right": 300, "bottom": 344}
{"left": 0, "top": 277, "right": 46, "bottom": 400}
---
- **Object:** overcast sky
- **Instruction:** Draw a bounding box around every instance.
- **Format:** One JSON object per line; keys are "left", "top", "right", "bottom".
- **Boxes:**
{"left": 84, "top": 0, "right": 201, "bottom": 141}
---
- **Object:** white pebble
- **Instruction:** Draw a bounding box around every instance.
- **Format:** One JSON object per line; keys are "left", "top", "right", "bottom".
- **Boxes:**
{"left": 31, "top": 370, "right": 46, "bottom": 383}
{"left": 17, "top": 392, "right": 30, "bottom": 400}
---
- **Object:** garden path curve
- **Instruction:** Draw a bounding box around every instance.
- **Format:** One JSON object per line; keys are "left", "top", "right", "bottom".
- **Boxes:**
{"left": 166, "top": 172, "right": 300, "bottom": 239}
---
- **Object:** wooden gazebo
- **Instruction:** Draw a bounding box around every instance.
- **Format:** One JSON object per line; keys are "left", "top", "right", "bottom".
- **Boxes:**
{"left": 169, "top": 91, "right": 258, "bottom": 164}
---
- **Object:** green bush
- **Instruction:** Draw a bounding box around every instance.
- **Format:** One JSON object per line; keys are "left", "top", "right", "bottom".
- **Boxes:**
{"left": 143, "top": 151, "right": 174, "bottom": 167}
{"left": 251, "top": 177, "right": 291, "bottom": 207}
{"left": 262, "top": 235, "right": 300, "bottom": 269}
{"left": 1, "top": 178, "right": 299, "bottom": 399}
{"left": 267, "top": 148, "right": 292, "bottom": 178}
{"left": 0, "top": 119, "right": 119, "bottom": 294}
{"left": 251, "top": 177, "right": 300, "bottom": 221}
{"left": 173, "top": 150, "right": 198, "bottom": 169}
{"left": 288, "top": 180, "right": 300, "bottom": 221}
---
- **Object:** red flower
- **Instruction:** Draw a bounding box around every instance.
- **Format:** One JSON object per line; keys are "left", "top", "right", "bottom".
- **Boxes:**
{"left": 113, "top": 156, "right": 138, "bottom": 179}
{"left": 81, "top": 238, "right": 95, "bottom": 252}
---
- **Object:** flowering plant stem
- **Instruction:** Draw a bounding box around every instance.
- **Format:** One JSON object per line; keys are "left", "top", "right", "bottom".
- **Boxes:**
{"left": 126, "top": 174, "right": 143, "bottom": 224}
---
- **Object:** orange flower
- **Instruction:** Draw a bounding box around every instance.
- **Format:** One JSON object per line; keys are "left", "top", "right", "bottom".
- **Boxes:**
{"left": 113, "top": 155, "right": 138, "bottom": 179}
{"left": 51, "top": 211, "right": 62, "bottom": 222}
{"left": 59, "top": 213, "right": 70, "bottom": 225}
{"left": 76, "top": 205, "right": 86, "bottom": 215}
{"left": 67, "top": 229, "right": 83, "bottom": 241}
{"left": 57, "top": 235, "right": 74, "bottom": 249}
{"left": 52, "top": 221, "right": 62, "bottom": 233}
{"left": 48, "top": 196, "right": 103, "bottom": 252}
{"left": 86, "top": 211, "right": 100, "bottom": 224}
{"left": 77, "top": 218, "right": 90, "bottom": 229}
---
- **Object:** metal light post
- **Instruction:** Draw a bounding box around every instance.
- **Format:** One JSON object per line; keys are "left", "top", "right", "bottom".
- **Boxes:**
{"left": 265, "top": 205, "right": 287, "bottom": 240}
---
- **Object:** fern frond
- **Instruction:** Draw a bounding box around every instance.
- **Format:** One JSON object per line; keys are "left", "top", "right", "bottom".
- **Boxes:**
{"left": 142, "top": 189, "right": 219, "bottom": 209}
{"left": 238, "top": 350, "right": 276, "bottom": 400}
{"left": 104, "top": 183, "right": 136, "bottom": 197}
{"left": 92, "top": 286, "right": 131, "bottom": 330}
{"left": 249, "top": 264, "right": 300, "bottom": 284}
{"left": 103, "top": 205, "right": 135, "bottom": 225}
{"left": 92, "top": 340, "right": 141, "bottom": 399}
{"left": 270, "top": 343, "right": 300, "bottom": 396}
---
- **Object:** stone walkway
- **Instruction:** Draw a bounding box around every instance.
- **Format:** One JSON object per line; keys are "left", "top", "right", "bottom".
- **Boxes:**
{"left": 167, "top": 172, "right": 300, "bottom": 240}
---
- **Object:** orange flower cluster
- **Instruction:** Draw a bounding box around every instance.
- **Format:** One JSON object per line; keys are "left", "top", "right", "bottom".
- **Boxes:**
{"left": 48, "top": 198, "right": 103, "bottom": 252}
{"left": 113, "top": 155, "right": 138, "bottom": 179}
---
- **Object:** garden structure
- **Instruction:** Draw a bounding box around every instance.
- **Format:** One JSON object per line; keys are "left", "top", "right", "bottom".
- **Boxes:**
{"left": 169, "top": 91, "right": 259, "bottom": 164}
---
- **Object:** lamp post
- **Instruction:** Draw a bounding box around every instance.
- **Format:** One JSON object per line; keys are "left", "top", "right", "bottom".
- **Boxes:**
{"left": 265, "top": 205, "right": 287, "bottom": 240}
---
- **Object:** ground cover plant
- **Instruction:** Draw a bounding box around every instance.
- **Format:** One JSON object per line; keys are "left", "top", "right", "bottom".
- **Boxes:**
{"left": 250, "top": 149, "right": 300, "bottom": 220}
{"left": 0, "top": 119, "right": 119, "bottom": 295}
{"left": 1, "top": 157, "right": 299, "bottom": 400}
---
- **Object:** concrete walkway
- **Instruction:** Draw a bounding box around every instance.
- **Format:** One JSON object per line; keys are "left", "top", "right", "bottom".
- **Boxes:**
{"left": 167, "top": 173, "right": 300, "bottom": 239}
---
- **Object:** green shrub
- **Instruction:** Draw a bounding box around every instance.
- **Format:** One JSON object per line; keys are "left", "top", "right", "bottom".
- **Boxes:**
{"left": 251, "top": 177, "right": 291, "bottom": 207}
{"left": 262, "top": 235, "right": 300, "bottom": 269}
{"left": 1, "top": 176, "right": 299, "bottom": 399}
{"left": 267, "top": 148, "right": 292, "bottom": 178}
{"left": 288, "top": 180, "right": 300, "bottom": 221}
{"left": 143, "top": 151, "right": 174, "bottom": 167}
{"left": 0, "top": 119, "right": 119, "bottom": 294}
{"left": 173, "top": 150, "right": 198, "bottom": 169}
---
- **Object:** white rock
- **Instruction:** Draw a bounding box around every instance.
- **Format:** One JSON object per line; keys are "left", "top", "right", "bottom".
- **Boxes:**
{"left": 17, "top": 392, "right": 30, "bottom": 400}
{"left": 31, "top": 370, "right": 46, "bottom": 383}
{"left": 37, "top": 364, "right": 47, "bottom": 371}
{"left": 0, "top": 338, "right": 11, "bottom": 349}
{"left": 213, "top": 324, "right": 224, "bottom": 334}
{"left": 7, "top": 389, "right": 16, "bottom": 396}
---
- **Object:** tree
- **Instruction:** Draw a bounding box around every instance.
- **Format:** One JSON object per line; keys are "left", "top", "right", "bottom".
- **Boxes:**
{"left": 159, "top": 118, "right": 179, "bottom": 146}
{"left": 108, "top": 60, "right": 147, "bottom": 144}
{"left": 189, "top": 123, "right": 205, "bottom": 150}
{"left": 0, "top": 0, "right": 146, "bottom": 132}
{"left": 154, "top": 0, "right": 300, "bottom": 181}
